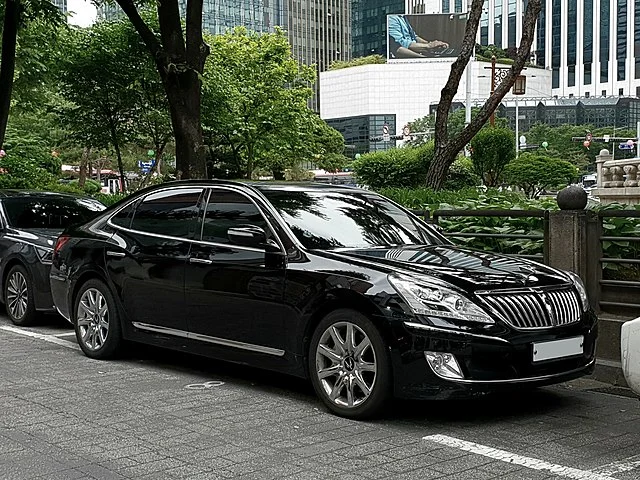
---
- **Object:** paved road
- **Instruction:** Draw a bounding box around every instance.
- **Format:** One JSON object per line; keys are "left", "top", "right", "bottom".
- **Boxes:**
{"left": 1, "top": 311, "right": 639, "bottom": 480}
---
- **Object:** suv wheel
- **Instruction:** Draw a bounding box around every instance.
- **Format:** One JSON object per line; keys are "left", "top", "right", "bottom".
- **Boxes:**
{"left": 4, "top": 265, "right": 37, "bottom": 326}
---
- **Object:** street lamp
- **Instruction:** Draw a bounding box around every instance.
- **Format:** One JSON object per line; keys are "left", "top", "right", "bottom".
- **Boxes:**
{"left": 513, "top": 74, "right": 526, "bottom": 156}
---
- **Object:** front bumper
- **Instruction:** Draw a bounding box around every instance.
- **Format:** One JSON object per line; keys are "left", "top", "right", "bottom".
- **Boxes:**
{"left": 391, "top": 312, "right": 598, "bottom": 400}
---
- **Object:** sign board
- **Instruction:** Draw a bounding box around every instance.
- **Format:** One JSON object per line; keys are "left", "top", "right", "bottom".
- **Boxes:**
{"left": 387, "top": 14, "right": 466, "bottom": 60}
{"left": 619, "top": 143, "right": 634, "bottom": 150}
{"left": 138, "top": 160, "right": 155, "bottom": 174}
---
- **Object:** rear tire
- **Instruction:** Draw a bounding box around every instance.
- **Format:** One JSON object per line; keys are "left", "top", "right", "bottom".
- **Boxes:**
{"left": 308, "top": 309, "right": 392, "bottom": 419}
{"left": 4, "top": 265, "right": 38, "bottom": 326}
{"left": 74, "top": 279, "right": 122, "bottom": 359}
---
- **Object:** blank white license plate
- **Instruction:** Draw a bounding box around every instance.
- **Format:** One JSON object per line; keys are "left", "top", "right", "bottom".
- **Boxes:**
{"left": 533, "top": 336, "right": 584, "bottom": 362}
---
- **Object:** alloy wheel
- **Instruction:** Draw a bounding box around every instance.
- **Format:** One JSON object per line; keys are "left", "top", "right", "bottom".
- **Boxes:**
{"left": 6, "top": 271, "right": 28, "bottom": 320}
{"left": 315, "top": 321, "right": 377, "bottom": 408}
{"left": 76, "top": 288, "right": 109, "bottom": 351}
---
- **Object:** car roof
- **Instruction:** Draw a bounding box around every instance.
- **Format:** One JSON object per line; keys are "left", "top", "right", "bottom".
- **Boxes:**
{"left": 0, "top": 189, "right": 89, "bottom": 200}
{"left": 151, "top": 180, "right": 368, "bottom": 195}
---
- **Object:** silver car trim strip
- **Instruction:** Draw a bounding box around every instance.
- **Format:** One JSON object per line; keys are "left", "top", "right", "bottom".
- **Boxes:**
{"left": 132, "top": 322, "right": 286, "bottom": 357}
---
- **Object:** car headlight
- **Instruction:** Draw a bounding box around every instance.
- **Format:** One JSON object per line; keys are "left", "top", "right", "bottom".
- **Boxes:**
{"left": 388, "top": 274, "right": 494, "bottom": 324}
{"left": 566, "top": 271, "right": 589, "bottom": 311}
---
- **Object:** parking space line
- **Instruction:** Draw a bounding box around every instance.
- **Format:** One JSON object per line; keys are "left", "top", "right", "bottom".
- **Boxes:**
{"left": 52, "top": 332, "right": 76, "bottom": 337}
{"left": 423, "top": 434, "right": 619, "bottom": 480}
{"left": 593, "top": 456, "right": 640, "bottom": 476}
{"left": 0, "top": 325, "right": 80, "bottom": 351}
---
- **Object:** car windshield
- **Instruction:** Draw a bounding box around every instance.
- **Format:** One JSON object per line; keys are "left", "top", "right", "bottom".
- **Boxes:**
{"left": 3, "top": 196, "right": 106, "bottom": 230}
{"left": 261, "top": 189, "right": 445, "bottom": 250}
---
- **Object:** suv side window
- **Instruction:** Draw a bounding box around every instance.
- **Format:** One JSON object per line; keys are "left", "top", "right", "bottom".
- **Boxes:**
{"left": 110, "top": 201, "right": 137, "bottom": 229}
{"left": 130, "top": 188, "right": 203, "bottom": 239}
{"left": 201, "top": 188, "right": 269, "bottom": 245}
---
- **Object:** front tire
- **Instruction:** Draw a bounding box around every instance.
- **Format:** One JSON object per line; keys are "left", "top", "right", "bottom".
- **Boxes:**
{"left": 309, "top": 309, "right": 392, "bottom": 419}
{"left": 4, "top": 265, "right": 37, "bottom": 326}
{"left": 74, "top": 279, "right": 122, "bottom": 359}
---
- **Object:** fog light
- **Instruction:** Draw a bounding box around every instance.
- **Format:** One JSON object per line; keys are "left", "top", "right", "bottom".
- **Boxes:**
{"left": 424, "top": 351, "right": 464, "bottom": 380}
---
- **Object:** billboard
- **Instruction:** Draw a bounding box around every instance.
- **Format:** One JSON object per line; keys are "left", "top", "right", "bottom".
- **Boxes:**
{"left": 387, "top": 14, "right": 467, "bottom": 60}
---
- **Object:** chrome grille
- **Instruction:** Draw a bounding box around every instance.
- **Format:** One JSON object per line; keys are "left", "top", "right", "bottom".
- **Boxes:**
{"left": 479, "top": 288, "right": 582, "bottom": 329}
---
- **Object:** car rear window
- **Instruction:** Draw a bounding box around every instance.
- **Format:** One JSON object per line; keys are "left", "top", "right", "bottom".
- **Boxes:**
{"left": 3, "top": 197, "right": 105, "bottom": 230}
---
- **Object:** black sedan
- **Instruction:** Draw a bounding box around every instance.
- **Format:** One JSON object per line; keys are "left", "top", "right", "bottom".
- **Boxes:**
{"left": 50, "top": 181, "right": 597, "bottom": 418}
{"left": 0, "top": 191, "right": 105, "bottom": 326}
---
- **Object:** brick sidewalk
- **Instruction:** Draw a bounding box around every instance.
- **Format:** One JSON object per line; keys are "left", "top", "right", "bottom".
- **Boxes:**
{"left": 0, "top": 320, "right": 639, "bottom": 480}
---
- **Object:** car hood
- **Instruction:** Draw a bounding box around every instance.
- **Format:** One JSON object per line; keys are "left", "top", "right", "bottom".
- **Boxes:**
{"left": 322, "top": 244, "right": 569, "bottom": 291}
{"left": 6, "top": 228, "right": 61, "bottom": 248}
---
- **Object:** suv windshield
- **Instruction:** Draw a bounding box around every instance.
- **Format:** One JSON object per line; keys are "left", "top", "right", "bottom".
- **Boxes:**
{"left": 3, "top": 196, "right": 105, "bottom": 230}
{"left": 261, "top": 189, "right": 445, "bottom": 250}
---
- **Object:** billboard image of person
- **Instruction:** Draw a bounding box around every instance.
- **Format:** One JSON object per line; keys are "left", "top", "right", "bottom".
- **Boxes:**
{"left": 387, "top": 14, "right": 466, "bottom": 60}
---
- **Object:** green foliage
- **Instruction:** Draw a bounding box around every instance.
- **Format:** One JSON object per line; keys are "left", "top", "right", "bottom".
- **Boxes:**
{"left": 405, "top": 109, "right": 508, "bottom": 148}
{"left": 524, "top": 123, "right": 637, "bottom": 173}
{"left": 504, "top": 152, "right": 578, "bottom": 198}
{"left": 203, "top": 27, "right": 317, "bottom": 178}
{"left": 95, "top": 193, "right": 128, "bottom": 207}
{"left": 328, "top": 55, "right": 386, "bottom": 70}
{"left": 470, "top": 127, "right": 515, "bottom": 186}
{"left": 442, "top": 156, "right": 480, "bottom": 190}
{"left": 0, "top": 153, "right": 54, "bottom": 189}
{"left": 4, "top": 144, "right": 60, "bottom": 174}
{"left": 352, "top": 143, "right": 434, "bottom": 189}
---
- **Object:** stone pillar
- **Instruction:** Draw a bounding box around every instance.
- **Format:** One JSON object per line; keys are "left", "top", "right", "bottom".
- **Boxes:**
{"left": 548, "top": 186, "right": 602, "bottom": 310}
{"left": 595, "top": 149, "right": 612, "bottom": 188}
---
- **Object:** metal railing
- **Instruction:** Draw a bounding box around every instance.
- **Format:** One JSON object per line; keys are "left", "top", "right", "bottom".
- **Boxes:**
{"left": 412, "top": 209, "right": 549, "bottom": 263}
{"left": 598, "top": 210, "right": 640, "bottom": 313}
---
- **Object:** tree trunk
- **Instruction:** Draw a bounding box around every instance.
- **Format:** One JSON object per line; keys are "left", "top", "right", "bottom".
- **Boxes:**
{"left": 246, "top": 143, "right": 254, "bottom": 179}
{"left": 115, "top": 0, "right": 209, "bottom": 179}
{"left": 425, "top": 0, "right": 542, "bottom": 190}
{"left": 108, "top": 122, "right": 127, "bottom": 192}
{"left": 78, "top": 147, "right": 90, "bottom": 187}
{"left": 0, "top": 0, "right": 20, "bottom": 148}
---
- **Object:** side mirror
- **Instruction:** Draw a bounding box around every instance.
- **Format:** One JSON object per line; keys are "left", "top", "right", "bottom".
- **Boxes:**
{"left": 227, "top": 225, "right": 267, "bottom": 249}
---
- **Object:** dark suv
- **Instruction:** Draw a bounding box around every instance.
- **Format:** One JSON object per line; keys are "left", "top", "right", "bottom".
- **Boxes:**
{"left": 50, "top": 181, "right": 597, "bottom": 418}
{"left": 0, "top": 191, "right": 105, "bottom": 325}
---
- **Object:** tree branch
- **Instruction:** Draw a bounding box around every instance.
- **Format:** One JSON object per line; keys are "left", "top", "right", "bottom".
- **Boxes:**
{"left": 114, "top": 0, "right": 162, "bottom": 60}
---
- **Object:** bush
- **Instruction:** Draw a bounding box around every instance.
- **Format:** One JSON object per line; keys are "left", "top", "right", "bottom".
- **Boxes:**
{"left": 0, "top": 154, "right": 55, "bottom": 189}
{"left": 442, "top": 156, "right": 480, "bottom": 190}
{"left": 352, "top": 143, "right": 434, "bottom": 189}
{"left": 4, "top": 144, "right": 61, "bottom": 174}
{"left": 95, "top": 193, "right": 128, "bottom": 207}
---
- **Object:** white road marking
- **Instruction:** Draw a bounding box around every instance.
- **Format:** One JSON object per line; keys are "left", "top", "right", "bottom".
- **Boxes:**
{"left": 185, "top": 381, "right": 225, "bottom": 389}
{"left": 52, "top": 332, "right": 76, "bottom": 337}
{"left": 423, "top": 434, "right": 619, "bottom": 480}
{"left": 0, "top": 325, "right": 81, "bottom": 351}
{"left": 593, "top": 455, "right": 640, "bottom": 476}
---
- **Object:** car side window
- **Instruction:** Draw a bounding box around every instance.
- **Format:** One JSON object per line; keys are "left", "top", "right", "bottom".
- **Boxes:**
{"left": 130, "top": 188, "right": 203, "bottom": 239}
{"left": 110, "top": 201, "right": 137, "bottom": 229}
{"left": 200, "top": 189, "right": 269, "bottom": 245}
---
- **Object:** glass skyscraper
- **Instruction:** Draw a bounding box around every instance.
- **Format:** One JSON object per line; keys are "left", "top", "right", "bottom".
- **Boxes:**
{"left": 351, "top": 0, "right": 404, "bottom": 58}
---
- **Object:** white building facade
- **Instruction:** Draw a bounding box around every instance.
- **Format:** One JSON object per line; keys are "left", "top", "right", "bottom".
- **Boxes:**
{"left": 320, "top": 59, "right": 551, "bottom": 152}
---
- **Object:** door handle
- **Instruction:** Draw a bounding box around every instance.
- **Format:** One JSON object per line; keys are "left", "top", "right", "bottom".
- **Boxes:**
{"left": 189, "top": 258, "right": 213, "bottom": 265}
{"left": 106, "top": 251, "right": 126, "bottom": 258}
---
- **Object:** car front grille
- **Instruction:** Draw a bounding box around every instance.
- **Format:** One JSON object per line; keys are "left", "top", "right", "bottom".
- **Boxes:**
{"left": 478, "top": 287, "right": 582, "bottom": 329}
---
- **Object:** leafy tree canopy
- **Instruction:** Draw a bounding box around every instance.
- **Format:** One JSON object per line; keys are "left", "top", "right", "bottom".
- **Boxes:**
{"left": 470, "top": 126, "right": 515, "bottom": 187}
{"left": 503, "top": 152, "right": 578, "bottom": 198}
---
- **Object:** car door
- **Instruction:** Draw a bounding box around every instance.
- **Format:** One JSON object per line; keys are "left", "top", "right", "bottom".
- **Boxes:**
{"left": 105, "top": 187, "right": 204, "bottom": 333}
{"left": 184, "top": 187, "right": 288, "bottom": 354}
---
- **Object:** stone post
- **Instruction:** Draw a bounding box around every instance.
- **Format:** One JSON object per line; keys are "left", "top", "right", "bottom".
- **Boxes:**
{"left": 548, "top": 186, "right": 602, "bottom": 310}
{"left": 595, "top": 149, "right": 612, "bottom": 188}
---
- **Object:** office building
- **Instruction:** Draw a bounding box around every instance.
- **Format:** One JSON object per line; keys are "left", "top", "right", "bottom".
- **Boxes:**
{"left": 52, "top": 0, "right": 67, "bottom": 14}
{"left": 407, "top": 1, "right": 640, "bottom": 100}
{"left": 351, "top": 0, "right": 404, "bottom": 58}
{"left": 97, "top": 1, "right": 285, "bottom": 34}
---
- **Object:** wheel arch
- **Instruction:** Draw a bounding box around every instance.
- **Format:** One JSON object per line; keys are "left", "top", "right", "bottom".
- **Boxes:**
{"left": 301, "top": 289, "right": 393, "bottom": 378}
